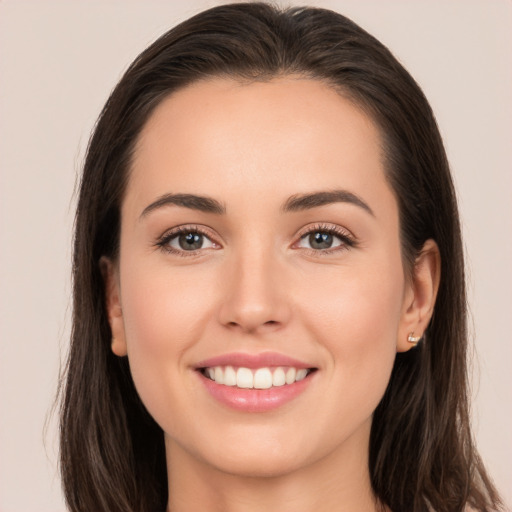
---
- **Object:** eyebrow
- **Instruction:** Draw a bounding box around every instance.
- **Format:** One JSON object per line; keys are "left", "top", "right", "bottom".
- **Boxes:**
{"left": 140, "top": 193, "right": 226, "bottom": 219}
{"left": 139, "top": 189, "right": 374, "bottom": 219}
{"left": 281, "top": 190, "right": 374, "bottom": 216}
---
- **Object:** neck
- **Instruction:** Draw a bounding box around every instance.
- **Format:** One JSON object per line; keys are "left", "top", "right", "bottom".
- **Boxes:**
{"left": 165, "top": 419, "right": 383, "bottom": 512}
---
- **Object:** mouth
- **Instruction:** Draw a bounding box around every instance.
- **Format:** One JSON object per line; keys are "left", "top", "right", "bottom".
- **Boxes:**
{"left": 198, "top": 365, "right": 317, "bottom": 390}
{"left": 194, "top": 352, "right": 318, "bottom": 411}
{"left": 194, "top": 353, "right": 318, "bottom": 412}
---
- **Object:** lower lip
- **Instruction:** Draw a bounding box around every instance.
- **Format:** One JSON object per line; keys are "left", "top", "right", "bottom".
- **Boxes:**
{"left": 198, "top": 372, "right": 315, "bottom": 412}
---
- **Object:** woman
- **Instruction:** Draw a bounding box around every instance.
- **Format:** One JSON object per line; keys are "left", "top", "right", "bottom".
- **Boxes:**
{"left": 59, "top": 3, "right": 503, "bottom": 511}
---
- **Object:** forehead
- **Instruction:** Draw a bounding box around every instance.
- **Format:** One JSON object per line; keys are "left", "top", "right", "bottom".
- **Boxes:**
{"left": 127, "top": 77, "right": 392, "bottom": 217}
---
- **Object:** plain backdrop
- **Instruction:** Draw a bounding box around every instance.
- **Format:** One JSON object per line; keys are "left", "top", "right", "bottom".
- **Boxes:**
{"left": 0, "top": 1, "right": 510, "bottom": 510}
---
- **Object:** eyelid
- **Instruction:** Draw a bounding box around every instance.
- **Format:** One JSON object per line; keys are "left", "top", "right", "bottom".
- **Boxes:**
{"left": 154, "top": 224, "right": 222, "bottom": 256}
{"left": 293, "top": 222, "right": 357, "bottom": 253}
{"left": 295, "top": 222, "right": 354, "bottom": 240}
{"left": 154, "top": 222, "right": 356, "bottom": 257}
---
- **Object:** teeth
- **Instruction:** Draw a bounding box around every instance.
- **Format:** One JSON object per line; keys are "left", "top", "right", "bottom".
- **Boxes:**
{"left": 254, "top": 368, "right": 272, "bottom": 389}
{"left": 236, "top": 367, "right": 254, "bottom": 389}
{"left": 296, "top": 369, "right": 308, "bottom": 381}
{"left": 272, "top": 367, "right": 286, "bottom": 387}
{"left": 203, "top": 365, "right": 312, "bottom": 389}
{"left": 285, "top": 367, "right": 296, "bottom": 384}
{"left": 224, "top": 366, "right": 237, "bottom": 386}
{"left": 214, "top": 366, "right": 224, "bottom": 384}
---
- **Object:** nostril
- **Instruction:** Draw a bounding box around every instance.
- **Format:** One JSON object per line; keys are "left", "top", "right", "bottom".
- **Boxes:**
{"left": 225, "top": 319, "right": 280, "bottom": 330}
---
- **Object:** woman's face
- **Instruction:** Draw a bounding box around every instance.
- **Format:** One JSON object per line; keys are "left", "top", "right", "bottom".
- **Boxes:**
{"left": 105, "top": 77, "right": 429, "bottom": 478}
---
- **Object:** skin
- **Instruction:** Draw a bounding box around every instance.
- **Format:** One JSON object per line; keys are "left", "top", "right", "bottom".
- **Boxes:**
{"left": 103, "top": 77, "right": 440, "bottom": 512}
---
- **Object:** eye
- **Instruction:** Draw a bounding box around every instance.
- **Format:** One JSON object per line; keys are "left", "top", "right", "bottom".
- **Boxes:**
{"left": 299, "top": 231, "right": 341, "bottom": 250}
{"left": 170, "top": 231, "right": 214, "bottom": 251}
{"left": 156, "top": 226, "right": 218, "bottom": 255}
{"left": 295, "top": 224, "right": 355, "bottom": 253}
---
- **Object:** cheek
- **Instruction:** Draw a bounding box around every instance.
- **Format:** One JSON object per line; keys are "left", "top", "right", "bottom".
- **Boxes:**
{"left": 118, "top": 260, "right": 220, "bottom": 415}
{"left": 120, "top": 261, "right": 217, "bottom": 351}
{"left": 301, "top": 258, "right": 404, "bottom": 338}
{"left": 297, "top": 258, "right": 404, "bottom": 413}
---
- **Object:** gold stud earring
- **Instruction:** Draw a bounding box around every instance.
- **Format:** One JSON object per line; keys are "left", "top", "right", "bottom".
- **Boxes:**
{"left": 407, "top": 332, "right": 421, "bottom": 344}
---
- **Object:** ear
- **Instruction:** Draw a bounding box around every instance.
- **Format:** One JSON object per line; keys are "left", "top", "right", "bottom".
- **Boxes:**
{"left": 99, "top": 256, "right": 128, "bottom": 357}
{"left": 397, "top": 239, "right": 441, "bottom": 352}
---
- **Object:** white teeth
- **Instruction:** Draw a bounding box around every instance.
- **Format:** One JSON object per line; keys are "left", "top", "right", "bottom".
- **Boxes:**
{"left": 223, "top": 366, "right": 237, "bottom": 386}
{"left": 204, "top": 365, "right": 312, "bottom": 389}
{"left": 295, "top": 368, "right": 308, "bottom": 381}
{"left": 214, "top": 366, "right": 224, "bottom": 384}
{"left": 285, "top": 367, "right": 296, "bottom": 385}
{"left": 272, "top": 367, "right": 286, "bottom": 387}
{"left": 254, "top": 368, "right": 273, "bottom": 389}
{"left": 236, "top": 367, "right": 254, "bottom": 389}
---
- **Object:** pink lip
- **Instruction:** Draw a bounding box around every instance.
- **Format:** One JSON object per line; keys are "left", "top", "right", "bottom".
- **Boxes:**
{"left": 195, "top": 352, "right": 317, "bottom": 413}
{"left": 195, "top": 351, "right": 313, "bottom": 370}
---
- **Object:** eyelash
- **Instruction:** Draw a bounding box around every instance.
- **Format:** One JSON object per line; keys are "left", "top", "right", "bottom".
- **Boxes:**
{"left": 295, "top": 223, "right": 356, "bottom": 256}
{"left": 154, "top": 223, "right": 356, "bottom": 257}
{"left": 155, "top": 225, "right": 216, "bottom": 258}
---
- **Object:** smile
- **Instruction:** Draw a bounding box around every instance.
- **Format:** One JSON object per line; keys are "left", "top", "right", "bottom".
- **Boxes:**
{"left": 195, "top": 352, "right": 317, "bottom": 412}
{"left": 200, "top": 366, "right": 313, "bottom": 389}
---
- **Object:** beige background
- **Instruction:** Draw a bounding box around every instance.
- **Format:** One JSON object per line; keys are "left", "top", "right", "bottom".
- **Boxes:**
{"left": 0, "top": 1, "right": 510, "bottom": 510}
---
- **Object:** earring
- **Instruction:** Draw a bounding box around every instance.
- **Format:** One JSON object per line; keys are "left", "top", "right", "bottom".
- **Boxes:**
{"left": 407, "top": 332, "right": 421, "bottom": 344}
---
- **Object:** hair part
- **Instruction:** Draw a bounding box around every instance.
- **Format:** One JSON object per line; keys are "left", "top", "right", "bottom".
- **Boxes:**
{"left": 60, "top": 3, "right": 502, "bottom": 511}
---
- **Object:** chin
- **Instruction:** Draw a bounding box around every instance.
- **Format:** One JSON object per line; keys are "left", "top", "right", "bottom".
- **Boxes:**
{"left": 206, "top": 450, "right": 308, "bottom": 479}
{"left": 167, "top": 426, "right": 315, "bottom": 479}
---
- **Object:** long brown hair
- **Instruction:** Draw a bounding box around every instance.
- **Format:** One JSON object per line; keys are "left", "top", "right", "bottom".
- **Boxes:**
{"left": 59, "top": 3, "right": 503, "bottom": 511}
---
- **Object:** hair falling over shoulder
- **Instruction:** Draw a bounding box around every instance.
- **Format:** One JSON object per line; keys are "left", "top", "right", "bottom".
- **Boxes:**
{"left": 58, "top": 3, "right": 504, "bottom": 511}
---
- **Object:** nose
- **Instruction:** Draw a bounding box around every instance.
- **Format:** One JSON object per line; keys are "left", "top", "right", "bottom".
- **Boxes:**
{"left": 217, "top": 244, "right": 291, "bottom": 334}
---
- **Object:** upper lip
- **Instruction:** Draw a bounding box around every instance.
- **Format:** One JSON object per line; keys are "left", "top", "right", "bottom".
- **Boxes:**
{"left": 195, "top": 351, "right": 314, "bottom": 370}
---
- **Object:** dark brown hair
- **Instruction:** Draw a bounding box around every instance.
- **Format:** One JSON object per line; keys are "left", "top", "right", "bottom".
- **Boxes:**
{"left": 59, "top": 3, "right": 503, "bottom": 511}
